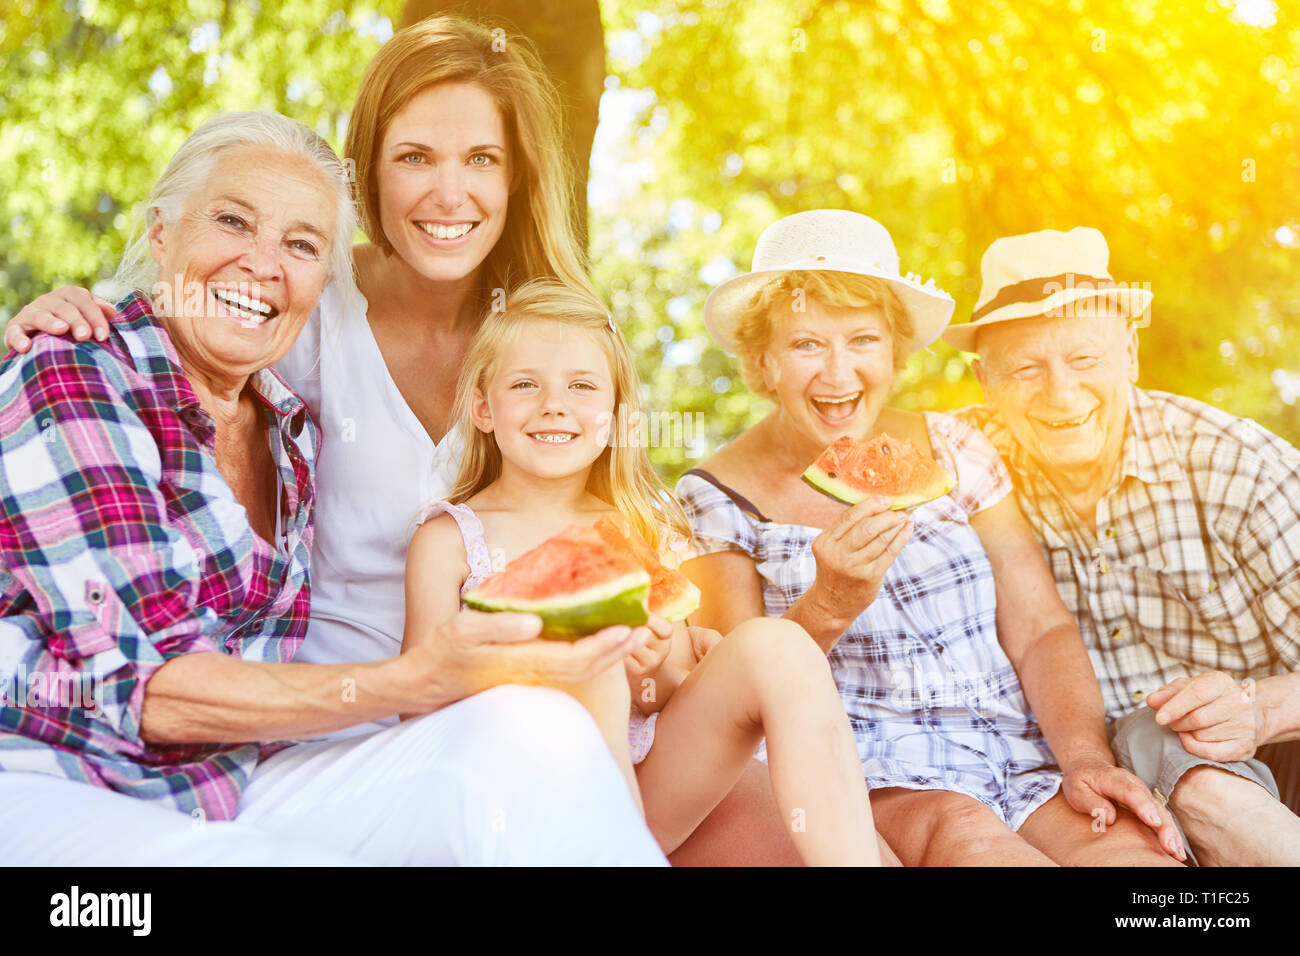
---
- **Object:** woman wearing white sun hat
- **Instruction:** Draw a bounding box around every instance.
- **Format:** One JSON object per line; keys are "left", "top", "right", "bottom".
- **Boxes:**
{"left": 677, "top": 209, "right": 1187, "bottom": 866}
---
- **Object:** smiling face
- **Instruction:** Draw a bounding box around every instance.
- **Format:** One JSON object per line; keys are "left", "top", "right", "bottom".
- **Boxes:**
{"left": 760, "top": 297, "right": 897, "bottom": 451}
{"left": 974, "top": 311, "right": 1139, "bottom": 495}
{"left": 471, "top": 319, "right": 616, "bottom": 481}
{"left": 375, "top": 82, "right": 510, "bottom": 288}
{"left": 148, "top": 144, "right": 336, "bottom": 385}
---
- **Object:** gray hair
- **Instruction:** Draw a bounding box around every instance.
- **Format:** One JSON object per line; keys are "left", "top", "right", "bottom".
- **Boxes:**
{"left": 112, "top": 110, "right": 358, "bottom": 311}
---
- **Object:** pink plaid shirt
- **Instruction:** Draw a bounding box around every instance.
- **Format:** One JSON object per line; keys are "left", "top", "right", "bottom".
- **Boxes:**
{"left": 0, "top": 292, "right": 318, "bottom": 820}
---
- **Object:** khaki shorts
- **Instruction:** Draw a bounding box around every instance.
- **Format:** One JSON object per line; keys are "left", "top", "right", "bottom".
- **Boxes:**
{"left": 1108, "top": 707, "right": 1281, "bottom": 865}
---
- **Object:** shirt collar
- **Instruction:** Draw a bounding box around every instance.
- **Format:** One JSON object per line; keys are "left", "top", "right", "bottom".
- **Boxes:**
{"left": 1117, "top": 384, "right": 1184, "bottom": 487}
{"left": 115, "top": 291, "right": 306, "bottom": 431}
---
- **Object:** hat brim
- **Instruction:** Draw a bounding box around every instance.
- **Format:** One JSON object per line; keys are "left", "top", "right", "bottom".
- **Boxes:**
{"left": 703, "top": 261, "right": 956, "bottom": 357}
{"left": 942, "top": 286, "right": 1154, "bottom": 353}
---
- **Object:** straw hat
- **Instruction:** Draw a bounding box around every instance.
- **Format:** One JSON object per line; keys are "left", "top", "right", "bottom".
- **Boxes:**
{"left": 942, "top": 226, "right": 1153, "bottom": 352}
{"left": 702, "top": 210, "right": 955, "bottom": 356}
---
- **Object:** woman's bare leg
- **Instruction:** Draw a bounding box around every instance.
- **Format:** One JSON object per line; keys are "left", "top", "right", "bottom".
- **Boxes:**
{"left": 1017, "top": 792, "right": 1184, "bottom": 866}
{"left": 665, "top": 760, "right": 902, "bottom": 866}
{"left": 666, "top": 759, "right": 803, "bottom": 866}
{"left": 636, "top": 618, "right": 878, "bottom": 865}
{"left": 870, "top": 787, "right": 1058, "bottom": 866}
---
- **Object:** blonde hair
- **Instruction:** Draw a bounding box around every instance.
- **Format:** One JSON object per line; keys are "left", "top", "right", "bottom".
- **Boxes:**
{"left": 447, "top": 278, "right": 691, "bottom": 551}
{"left": 345, "top": 16, "right": 592, "bottom": 307}
{"left": 733, "top": 271, "right": 916, "bottom": 399}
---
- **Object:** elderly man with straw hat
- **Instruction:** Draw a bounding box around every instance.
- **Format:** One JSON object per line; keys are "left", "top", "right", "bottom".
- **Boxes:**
{"left": 950, "top": 227, "right": 1300, "bottom": 865}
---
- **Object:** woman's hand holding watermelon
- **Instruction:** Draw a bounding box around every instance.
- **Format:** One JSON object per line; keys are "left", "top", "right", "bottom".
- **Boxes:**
{"left": 797, "top": 497, "right": 912, "bottom": 651}
{"left": 404, "top": 608, "right": 653, "bottom": 712}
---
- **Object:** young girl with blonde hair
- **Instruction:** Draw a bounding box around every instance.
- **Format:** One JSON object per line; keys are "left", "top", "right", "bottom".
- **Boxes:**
{"left": 401, "top": 278, "right": 882, "bottom": 864}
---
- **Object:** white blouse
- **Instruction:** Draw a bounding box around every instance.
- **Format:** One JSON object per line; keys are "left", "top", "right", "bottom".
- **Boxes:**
{"left": 274, "top": 282, "right": 465, "bottom": 739}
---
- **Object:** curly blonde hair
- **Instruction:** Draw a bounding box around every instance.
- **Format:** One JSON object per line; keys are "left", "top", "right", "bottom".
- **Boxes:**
{"left": 732, "top": 271, "right": 916, "bottom": 399}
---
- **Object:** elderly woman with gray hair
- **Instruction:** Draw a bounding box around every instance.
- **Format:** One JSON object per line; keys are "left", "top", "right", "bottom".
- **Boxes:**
{"left": 0, "top": 111, "right": 663, "bottom": 865}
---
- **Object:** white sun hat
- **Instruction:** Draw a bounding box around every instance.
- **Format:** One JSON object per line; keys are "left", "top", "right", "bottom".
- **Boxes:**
{"left": 702, "top": 210, "right": 955, "bottom": 356}
{"left": 942, "top": 226, "right": 1154, "bottom": 353}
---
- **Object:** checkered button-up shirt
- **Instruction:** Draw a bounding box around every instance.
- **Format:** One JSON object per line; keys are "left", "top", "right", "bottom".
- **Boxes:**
{"left": 958, "top": 387, "right": 1300, "bottom": 718}
{"left": 0, "top": 291, "right": 318, "bottom": 820}
{"left": 678, "top": 412, "right": 1061, "bottom": 830}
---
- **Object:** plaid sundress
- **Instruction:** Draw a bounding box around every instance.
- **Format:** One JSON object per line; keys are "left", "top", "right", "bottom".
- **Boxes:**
{"left": 677, "top": 411, "right": 1061, "bottom": 829}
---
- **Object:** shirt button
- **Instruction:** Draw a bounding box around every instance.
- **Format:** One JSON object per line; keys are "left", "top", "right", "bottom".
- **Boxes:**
{"left": 1133, "top": 689, "right": 1146, "bottom": 702}
{"left": 86, "top": 585, "right": 106, "bottom": 605}
{"left": 1098, "top": 558, "right": 1109, "bottom": 574}
{"left": 1111, "top": 628, "right": 1125, "bottom": 643}
{"left": 1105, "top": 526, "right": 1118, "bottom": 539}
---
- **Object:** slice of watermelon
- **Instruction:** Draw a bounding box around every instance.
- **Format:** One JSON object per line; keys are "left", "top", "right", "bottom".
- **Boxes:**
{"left": 593, "top": 514, "right": 701, "bottom": 622}
{"left": 802, "top": 434, "right": 955, "bottom": 509}
{"left": 463, "top": 526, "right": 650, "bottom": 640}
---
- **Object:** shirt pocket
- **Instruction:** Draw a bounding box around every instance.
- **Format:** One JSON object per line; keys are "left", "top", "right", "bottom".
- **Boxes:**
{"left": 52, "top": 578, "right": 122, "bottom": 661}
{"left": 1129, "top": 566, "right": 1252, "bottom": 660}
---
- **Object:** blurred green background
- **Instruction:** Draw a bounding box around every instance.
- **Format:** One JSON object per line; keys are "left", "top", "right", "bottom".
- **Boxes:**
{"left": 3, "top": 0, "right": 1297, "bottom": 479}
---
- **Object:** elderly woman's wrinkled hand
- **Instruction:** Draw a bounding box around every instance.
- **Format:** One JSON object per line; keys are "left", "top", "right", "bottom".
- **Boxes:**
{"left": 4, "top": 285, "right": 116, "bottom": 352}
{"left": 806, "top": 496, "right": 912, "bottom": 626}
{"left": 408, "top": 609, "right": 653, "bottom": 710}
{"left": 1059, "top": 752, "right": 1187, "bottom": 862}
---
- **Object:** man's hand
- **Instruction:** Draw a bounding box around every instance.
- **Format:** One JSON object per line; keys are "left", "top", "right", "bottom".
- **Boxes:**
{"left": 1060, "top": 753, "right": 1186, "bottom": 862}
{"left": 1146, "top": 671, "right": 1263, "bottom": 763}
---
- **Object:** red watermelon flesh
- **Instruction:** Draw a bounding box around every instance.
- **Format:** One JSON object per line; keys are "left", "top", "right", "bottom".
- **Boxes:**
{"left": 802, "top": 434, "right": 955, "bottom": 509}
{"left": 593, "top": 514, "right": 700, "bottom": 622}
{"left": 463, "top": 526, "right": 650, "bottom": 640}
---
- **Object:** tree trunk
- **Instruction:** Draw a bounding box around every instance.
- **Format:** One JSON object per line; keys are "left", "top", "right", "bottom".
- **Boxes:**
{"left": 399, "top": 0, "right": 605, "bottom": 250}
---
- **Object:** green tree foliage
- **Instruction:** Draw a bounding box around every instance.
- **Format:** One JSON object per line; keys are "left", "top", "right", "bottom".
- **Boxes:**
{"left": 595, "top": 0, "right": 1300, "bottom": 477}
{"left": 0, "top": 0, "right": 402, "bottom": 317}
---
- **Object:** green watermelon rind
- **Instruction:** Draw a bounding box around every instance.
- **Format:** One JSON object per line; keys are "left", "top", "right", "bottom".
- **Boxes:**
{"left": 463, "top": 572, "right": 651, "bottom": 641}
{"left": 801, "top": 468, "right": 955, "bottom": 510}
{"left": 654, "top": 577, "right": 701, "bottom": 623}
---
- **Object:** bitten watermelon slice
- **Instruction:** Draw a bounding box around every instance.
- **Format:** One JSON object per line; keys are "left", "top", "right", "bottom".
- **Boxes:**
{"left": 802, "top": 434, "right": 955, "bottom": 509}
{"left": 594, "top": 514, "right": 700, "bottom": 622}
{"left": 462, "top": 526, "right": 650, "bottom": 640}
